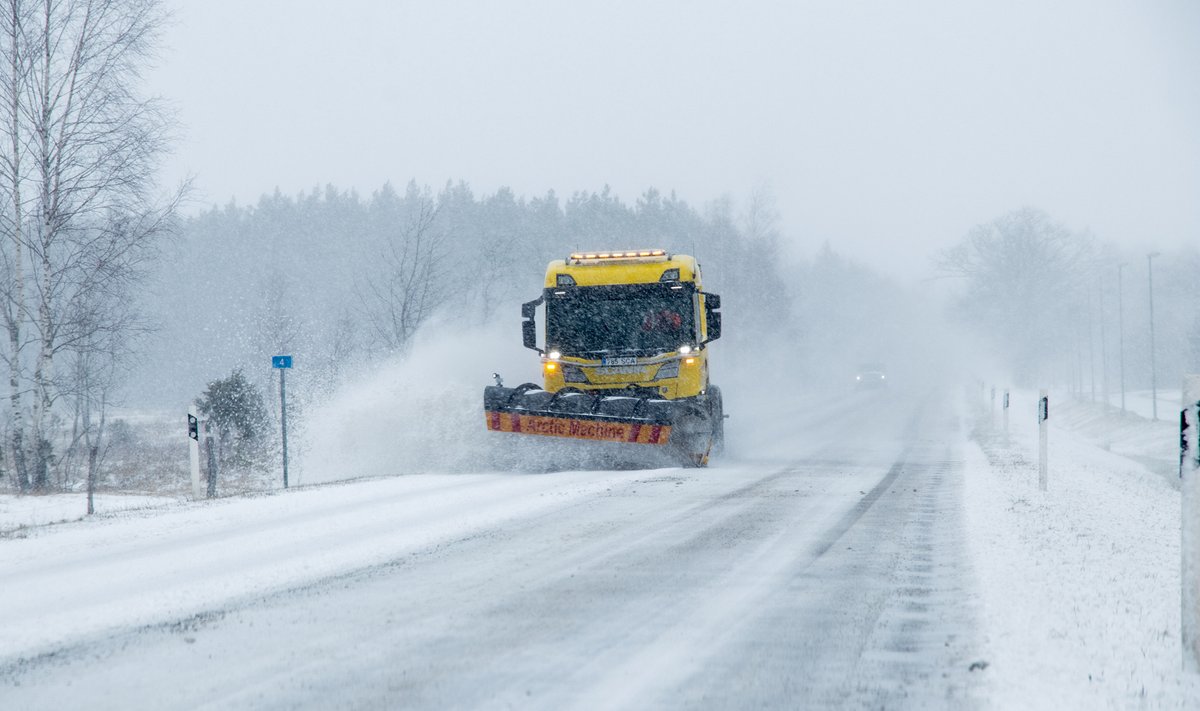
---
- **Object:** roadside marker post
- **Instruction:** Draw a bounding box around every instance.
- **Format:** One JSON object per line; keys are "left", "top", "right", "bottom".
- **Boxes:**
{"left": 272, "top": 355, "right": 293, "bottom": 489}
{"left": 1003, "top": 389, "right": 1010, "bottom": 437}
{"left": 1038, "top": 389, "right": 1049, "bottom": 491}
{"left": 1182, "top": 374, "right": 1200, "bottom": 673}
{"left": 187, "top": 407, "right": 202, "bottom": 500}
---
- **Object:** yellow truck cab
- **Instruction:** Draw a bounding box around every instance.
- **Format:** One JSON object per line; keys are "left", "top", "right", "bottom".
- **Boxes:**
{"left": 530, "top": 250, "right": 719, "bottom": 401}
{"left": 485, "top": 249, "right": 724, "bottom": 467}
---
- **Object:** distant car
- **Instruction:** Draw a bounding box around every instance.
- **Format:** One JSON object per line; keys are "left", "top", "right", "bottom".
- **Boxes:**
{"left": 855, "top": 363, "right": 887, "bottom": 389}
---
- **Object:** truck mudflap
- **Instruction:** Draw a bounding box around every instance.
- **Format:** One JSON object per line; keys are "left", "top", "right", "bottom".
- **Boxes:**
{"left": 484, "top": 384, "right": 716, "bottom": 466}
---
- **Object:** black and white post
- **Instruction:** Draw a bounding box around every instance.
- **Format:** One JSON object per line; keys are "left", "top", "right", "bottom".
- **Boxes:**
{"left": 1182, "top": 374, "right": 1200, "bottom": 673}
{"left": 273, "top": 355, "right": 293, "bottom": 489}
{"left": 1003, "top": 389, "right": 1010, "bottom": 436}
{"left": 188, "top": 406, "right": 202, "bottom": 500}
{"left": 1038, "top": 389, "right": 1049, "bottom": 491}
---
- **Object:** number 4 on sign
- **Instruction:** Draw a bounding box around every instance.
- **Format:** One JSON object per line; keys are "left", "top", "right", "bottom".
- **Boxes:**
{"left": 272, "top": 355, "right": 292, "bottom": 369}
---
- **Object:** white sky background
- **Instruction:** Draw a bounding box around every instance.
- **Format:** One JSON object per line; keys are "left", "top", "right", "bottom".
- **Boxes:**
{"left": 145, "top": 0, "right": 1200, "bottom": 279}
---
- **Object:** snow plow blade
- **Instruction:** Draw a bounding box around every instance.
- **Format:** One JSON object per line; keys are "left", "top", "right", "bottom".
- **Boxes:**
{"left": 485, "top": 385, "right": 675, "bottom": 444}
{"left": 484, "top": 384, "right": 715, "bottom": 467}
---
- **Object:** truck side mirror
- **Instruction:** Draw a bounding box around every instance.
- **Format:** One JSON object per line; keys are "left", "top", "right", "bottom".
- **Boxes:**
{"left": 702, "top": 292, "right": 722, "bottom": 343}
{"left": 522, "top": 319, "right": 537, "bottom": 350}
{"left": 521, "top": 296, "right": 544, "bottom": 352}
{"left": 706, "top": 310, "right": 721, "bottom": 342}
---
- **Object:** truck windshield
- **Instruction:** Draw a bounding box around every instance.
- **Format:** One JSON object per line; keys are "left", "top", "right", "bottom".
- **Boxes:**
{"left": 546, "top": 284, "right": 695, "bottom": 356}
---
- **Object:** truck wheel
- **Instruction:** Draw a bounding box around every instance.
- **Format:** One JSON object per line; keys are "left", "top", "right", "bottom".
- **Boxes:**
{"left": 671, "top": 406, "right": 712, "bottom": 468}
{"left": 707, "top": 386, "right": 725, "bottom": 458}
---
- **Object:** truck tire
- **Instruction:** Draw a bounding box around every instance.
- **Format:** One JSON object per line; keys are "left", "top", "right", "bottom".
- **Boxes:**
{"left": 707, "top": 386, "right": 725, "bottom": 458}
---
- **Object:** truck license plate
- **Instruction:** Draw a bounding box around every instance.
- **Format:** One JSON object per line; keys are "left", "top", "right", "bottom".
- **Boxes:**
{"left": 602, "top": 357, "right": 637, "bottom": 366}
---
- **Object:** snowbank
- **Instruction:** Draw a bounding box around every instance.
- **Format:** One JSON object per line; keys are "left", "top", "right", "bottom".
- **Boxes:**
{"left": 0, "top": 493, "right": 178, "bottom": 534}
{"left": 963, "top": 389, "right": 1200, "bottom": 709}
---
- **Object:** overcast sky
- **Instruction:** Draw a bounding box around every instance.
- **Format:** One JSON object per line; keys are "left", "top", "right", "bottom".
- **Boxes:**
{"left": 146, "top": 1, "right": 1200, "bottom": 279}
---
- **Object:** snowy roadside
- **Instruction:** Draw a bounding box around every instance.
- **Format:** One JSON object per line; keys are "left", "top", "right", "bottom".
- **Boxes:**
{"left": 0, "top": 493, "right": 180, "bottom": 535}
{"left": 0, "top": 469, "right": 652, "bottom": 664}
{"left": 1047, "top": 392, "right": 1182, "bottom": 487}
{"left": 1120, "top": 390, "right": 1183, "bottom": 424}
{"left": 962, "top": 389, "right": 1200, "bottom": 709}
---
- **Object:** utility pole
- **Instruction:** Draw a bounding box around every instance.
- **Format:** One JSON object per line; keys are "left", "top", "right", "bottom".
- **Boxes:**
{"left": 1075, "top": 330, "right": 1084, "bottom": 398}
{"left": 1148, "top": 252, "right": 1161, "bottom": 420}
{"left": 1118, "top": 263, "right": 1127, "bottom": 414}
{"left": 1088, "top": 290, "right": 1096, "bottom": 402}
{"left": 1099, "top": 279, "right": 1109, "bottom": 408}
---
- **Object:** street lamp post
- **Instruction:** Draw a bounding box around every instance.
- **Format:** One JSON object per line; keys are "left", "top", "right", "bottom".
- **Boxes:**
{"left": 1099, "top": 279, "right": 1108, "bottom": 407}
{"left": 1117, "top": 263, "right": 1127, "bottom": 414}
{"left": 1088, "top": 290, "right": 1096, "bottom": 402}
{"left": 1147, "top": 251, "right": 1161, "bottom": 421}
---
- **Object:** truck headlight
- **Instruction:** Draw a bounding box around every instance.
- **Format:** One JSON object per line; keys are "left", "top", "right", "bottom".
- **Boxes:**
{"left": 653, "top": 360, "right": 680, "bottom": 380}
{"left": 562, "top": 364, "right": 588, "bottom": 383}
{"left": 679, "top": 344, "right": 692, "bottom": 354}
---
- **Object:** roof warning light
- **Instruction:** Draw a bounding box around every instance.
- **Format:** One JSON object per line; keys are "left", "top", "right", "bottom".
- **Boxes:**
{"left": 567, "top": 249, "right": 668, "bottom": 265}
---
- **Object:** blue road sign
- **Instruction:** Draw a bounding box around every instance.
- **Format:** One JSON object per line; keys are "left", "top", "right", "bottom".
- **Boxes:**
{"left": 272, "top": 355, "right": 293, "bottom": 369}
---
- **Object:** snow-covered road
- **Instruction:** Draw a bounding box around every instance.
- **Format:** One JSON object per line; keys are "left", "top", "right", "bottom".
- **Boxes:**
{"left": 10, "top": 385, "right": 1197, "bottom": 708}
{"left": 1, "top": 390, "right": 987, "bottom": 709}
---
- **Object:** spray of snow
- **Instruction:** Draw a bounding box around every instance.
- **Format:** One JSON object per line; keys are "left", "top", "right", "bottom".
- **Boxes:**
{"left": 298, "top": 312, "right": 533, "bottom": 483}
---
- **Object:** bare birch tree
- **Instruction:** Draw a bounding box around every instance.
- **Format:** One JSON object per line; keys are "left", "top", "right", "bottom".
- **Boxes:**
{"left": 0, "top": 0, "right": 179, "bottom": 491}
{"left": 64, "top": 326, "right": 118, "bottom": 510}
{"left": 0, "top": 0, "right": 34, "bottom": 489}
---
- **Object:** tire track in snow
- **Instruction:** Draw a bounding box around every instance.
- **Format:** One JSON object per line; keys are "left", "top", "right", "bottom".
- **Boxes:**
{"left": 0, "top": 394, "right": 963, "bottom": 710}
{"left": 0, "top": 471, "right": 652, "bottom": 664}
{"left": 555, "top": 442, "right": 921, "bottom": 709}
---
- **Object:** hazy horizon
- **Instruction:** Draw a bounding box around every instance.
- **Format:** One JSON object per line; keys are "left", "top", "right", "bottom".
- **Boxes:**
{"left": 146, "top": 1, "right": 1199, "bottom": 280}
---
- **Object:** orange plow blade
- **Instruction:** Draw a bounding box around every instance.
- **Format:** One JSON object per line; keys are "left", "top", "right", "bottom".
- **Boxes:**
{"left": 485, "top": 411, "right": 672, "bottom": 445}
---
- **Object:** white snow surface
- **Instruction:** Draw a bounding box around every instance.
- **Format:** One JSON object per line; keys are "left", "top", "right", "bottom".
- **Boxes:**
{"left": 0, "top": 493, "right": 177, "bottom": 533}
{"left": 965, "top": 389, "right": 1200, "bottom": 708}
{"left": 1120, "top": 389, "right": 1184, "bottom": 423}
{"left": 2, "top": 383, "right": 1199, "bottom": 708}
{"left": 0, "top": 471, "right": 649, "bottom": 661}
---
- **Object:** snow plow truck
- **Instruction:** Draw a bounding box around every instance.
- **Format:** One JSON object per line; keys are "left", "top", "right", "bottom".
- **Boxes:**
{"left": 484, "top": 249, "right": 724, "bottom": 467}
